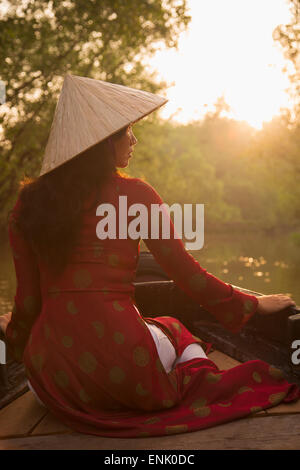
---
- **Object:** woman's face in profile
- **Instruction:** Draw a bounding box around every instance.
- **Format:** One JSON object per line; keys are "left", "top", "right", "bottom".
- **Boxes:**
{"left": 113, "top": 126, "right": 138, "bottom": 168}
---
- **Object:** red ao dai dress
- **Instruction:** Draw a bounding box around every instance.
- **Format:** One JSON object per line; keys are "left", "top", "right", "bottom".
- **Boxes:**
{"left": 5, "top": 172, "right": 300, "bottom": 437}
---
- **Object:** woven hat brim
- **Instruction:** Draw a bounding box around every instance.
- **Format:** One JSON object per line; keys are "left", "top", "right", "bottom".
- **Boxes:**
{"left": 40, "top": 74, "right": 168, "bottom": 176}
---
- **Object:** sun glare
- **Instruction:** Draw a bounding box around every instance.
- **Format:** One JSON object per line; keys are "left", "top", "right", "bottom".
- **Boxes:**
{"left": 1, "top": 0, "right": 295, "bottom": 130}
{"left": 146, "top": 0, "right": 294, "bottom": 129}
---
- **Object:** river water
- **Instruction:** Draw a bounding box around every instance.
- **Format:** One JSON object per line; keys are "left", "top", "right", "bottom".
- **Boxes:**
{"left": 0, "top": 231, "right": 299, "bottom": 316}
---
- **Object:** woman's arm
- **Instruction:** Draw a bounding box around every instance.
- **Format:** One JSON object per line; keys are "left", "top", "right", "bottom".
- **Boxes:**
{"left": 136, "top": 180, "right": 295, "bottom": 334}
{"left": 5, "top": 198, "right": 42, "bottom": 362}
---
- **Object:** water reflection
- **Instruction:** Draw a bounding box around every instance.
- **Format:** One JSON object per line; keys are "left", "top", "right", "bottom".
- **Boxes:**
{"left": 191, "top": 231, "right": 300, "bottom": 303}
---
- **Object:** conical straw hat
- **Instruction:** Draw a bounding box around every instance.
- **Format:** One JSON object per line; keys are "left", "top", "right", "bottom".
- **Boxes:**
{"left": 40, "top": 73, "right": 168, "bottom": 176}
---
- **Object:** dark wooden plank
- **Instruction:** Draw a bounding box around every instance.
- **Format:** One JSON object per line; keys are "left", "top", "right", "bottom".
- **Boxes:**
{"left": 193, "top": 321, "right": 300, "bottom": 386}
{"left": 265, "top": 399, "right": 300, "bottom": 416}
{"left": 31, "top": 412, "right": 73, "bottom": 436}
{"left": 208, "top": 350, "right": 241, "bottom": 370}
{"left": 0, "top": 391, "right": 47, "bottom": 438}
{"left": 1, "top": 414, "right": 300, "bottom": 450}
{"left": 0, "top": 362, "right": 27, "bottom": 410}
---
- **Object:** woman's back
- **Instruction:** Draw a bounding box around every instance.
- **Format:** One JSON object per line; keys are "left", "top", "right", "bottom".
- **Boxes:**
{"left": 39, "top": 172, "right": 139, "bottom": 301}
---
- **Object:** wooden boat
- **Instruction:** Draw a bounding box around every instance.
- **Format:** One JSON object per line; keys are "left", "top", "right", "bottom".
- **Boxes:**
{"left": 1, "top": 252, "right": 300, "bottom": 450}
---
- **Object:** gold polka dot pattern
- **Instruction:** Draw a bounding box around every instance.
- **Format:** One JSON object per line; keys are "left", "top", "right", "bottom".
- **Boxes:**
{"left": 183, "top": 375, "right": 191, "bottom": 385}
{"left": 54, "top": 370, "right": 69, "bottom": 389}
{"left": 62, "top": 336, "right": 73, "bottom": 348}
{"left": 250, "top": 406, "right": 263, "bottom": 414}
{"left": 166, "top": 373, "right": 176, "bottom": 392}
{"left": 137, "top": 316, "right": 146, "bottom": 328}
{"left": 191, "top": 397, "right": 207, "bottom": 409}
{"left": 269, "top": 366, "right": 284, "bottom": 381}
{"left": 136, "top": 383, "right": 149, "bottom": 396}
{"left": 113, "top": 301, "right": 124, "bottom": 312}
{"left": 79, "top": 388, "right": 91, "bottom": 403}
{"left": 244, "top": 299, "right": 254, "bottom": 314}
{"left": 73, "top": 269, "right": 92, "bottom": 289}
{"left": 67, "top": 300, "right": 78, "bottom": 315}
{"left": 252, "top": 372, "right": 262, "bottom": 383}
{"left": 268, "top": 391, "right": 286, "bottom": 405}
{"left": 172, "top": 322, "right": 181, "bottom": 332}
{"left": 109, "top": 366, "right": 126, "bottom": 384}
{"left": 238, "top": 386, "right": 254, "bottom": 394}
{"left": 192, "top": 335, "right": 202, "bottom": 342}
{"left": 133, "top": 346, "right": 150, "bottom": 367}
{"left": 162, "top": 399, "right": 174, "bottom": 408}
{"left": 144, "top": 416, "right": 161, "bottom": 425}
{"left": 93, "top": 242, "right": 104, "bottom": 258}
{"left": 206, "top": 372, "right": 221, "bottom": 384}
{"left": 165, "top": 424, "right": 188, "bottom": 434}
{"left": 113, "top": 332, "right": 125, "bottom": 344}
{"left": 92, "top": 321, "right": 105, "bottom": 339}
{"left": 193, "top": 406, "right": 211, "bottom": 417}
{"left": 78, "top": 352, "right": 98, "bottom": 374}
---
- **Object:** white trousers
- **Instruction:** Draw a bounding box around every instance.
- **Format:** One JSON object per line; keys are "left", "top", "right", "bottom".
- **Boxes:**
{"left": 146, "top": 323, "right": 207, "bottom": 374}
{"left": 28, "top": 322, "right": 208, "bottom": 407}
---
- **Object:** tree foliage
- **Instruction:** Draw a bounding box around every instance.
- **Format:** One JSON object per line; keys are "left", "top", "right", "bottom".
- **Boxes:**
{"left": 0, "top": 0, "right": 190, "bottom": 228}
{"left": 1, "top": 1, "right": 300, "bottom": 237}
{"left": 126, "top": 104, "right": 300, "bottom": 233}
{"left": 273, "top": 0, "right": 300, "bottom": 124}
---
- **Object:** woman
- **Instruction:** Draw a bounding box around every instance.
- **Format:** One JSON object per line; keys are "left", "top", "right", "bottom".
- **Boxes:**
{"left": 1, "top": 77, "right": 299, "bottom": 438}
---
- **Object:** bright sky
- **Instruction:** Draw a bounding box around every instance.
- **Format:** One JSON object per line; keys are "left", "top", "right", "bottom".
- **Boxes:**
{"left": 0, "top": 0, "right": 294, "bottom": 130}
{"left": 145, "top": 0, "right": 294, "bottom": 129}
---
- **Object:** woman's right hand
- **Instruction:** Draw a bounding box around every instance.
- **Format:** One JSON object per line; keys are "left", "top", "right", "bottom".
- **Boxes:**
{"left": 256, "top": 294, "right": 296, "bottom": 315}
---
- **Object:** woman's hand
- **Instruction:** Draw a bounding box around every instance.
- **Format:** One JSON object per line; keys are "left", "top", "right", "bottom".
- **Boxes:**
{"left": 256, "top": 294, "right": 296, "bottom": 315}
{"left": 0, "top": 312, "right": 12, "bottom": 335}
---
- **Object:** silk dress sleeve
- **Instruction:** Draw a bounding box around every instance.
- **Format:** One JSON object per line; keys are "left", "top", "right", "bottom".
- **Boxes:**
{"left": 5, "top": 198, "right": 42, "bottom": 362}
{"left": 135, "top": 179, "right": 259, "bottom": 334}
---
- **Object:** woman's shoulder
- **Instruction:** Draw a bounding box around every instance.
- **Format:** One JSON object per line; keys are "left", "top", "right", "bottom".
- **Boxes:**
{"left": 113, "top": 172, "right": 155, "bottom": 192}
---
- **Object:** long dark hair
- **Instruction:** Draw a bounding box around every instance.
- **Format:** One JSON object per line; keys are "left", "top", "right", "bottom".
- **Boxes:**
{"left": 12, "top": 134, "right": 124, "bottom": 276}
